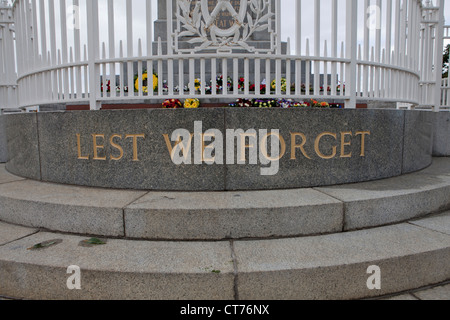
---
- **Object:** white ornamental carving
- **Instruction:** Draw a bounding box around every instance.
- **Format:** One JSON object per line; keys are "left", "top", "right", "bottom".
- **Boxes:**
{"left": 175, "top": 0, "right": 276, "bottom": 53}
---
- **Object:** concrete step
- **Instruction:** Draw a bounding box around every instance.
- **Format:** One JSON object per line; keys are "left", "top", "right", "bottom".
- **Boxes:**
{"left": 0, "top": 211, "right": 449, "bottom": 300}
{"left": 0, "top": 158, "right": 449, "bottom": 240}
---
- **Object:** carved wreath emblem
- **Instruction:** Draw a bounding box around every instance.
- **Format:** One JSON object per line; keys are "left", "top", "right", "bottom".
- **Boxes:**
{"left": 176, "top": 0, "right": 274, "bottom": 52}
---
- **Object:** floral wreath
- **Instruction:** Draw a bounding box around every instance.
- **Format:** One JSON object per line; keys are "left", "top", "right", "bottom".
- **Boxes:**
{"left": 134, "top": 71, "right": 158, "bottom": 93}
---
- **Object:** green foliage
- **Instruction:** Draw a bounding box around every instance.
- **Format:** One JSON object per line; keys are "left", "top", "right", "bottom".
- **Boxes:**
{"left": 443, "top": 44, "right": 450, "bottom": 78}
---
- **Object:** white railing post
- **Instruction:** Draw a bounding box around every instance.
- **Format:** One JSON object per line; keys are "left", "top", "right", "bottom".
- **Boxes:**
{"left": 434, "top": 0, "right": 445, "bottom": 112}
{"left": 0, "top": 1, "right": 17, "bottom": 110}
{"left": 87, "top": 0, "right": 100, "bottom": 110}
{"left": 345, "top": 0, "right": 358, "bottom": 109}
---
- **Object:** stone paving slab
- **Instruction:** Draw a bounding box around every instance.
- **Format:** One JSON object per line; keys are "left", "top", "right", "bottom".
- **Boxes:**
{"left": 0, "top": 180, "right": 147, "bottom": 237}
{"left": 409, "top": 211, "right": 450, "bottom": 235}
{"left": 234, "top": 223, "right": 450, "bottom": 300}
{"left": 383, "top": 294, "right": 418, "bottom": 300}
{"left": 0, "top": 213, "right": 449, "bottom": 300}
{"left": 125, "top": 189, "right": 343, "bottom": 240}
{"left": 0, "top": 221, "right": 37, "bottom": 246}
{"left": 0, "top": 231, "right": 235, "bottom": 300}
{"left": 0, "top": 159, "right": 449, "bottom": 240}
{"left": 413, "top": 284, "right": 450, "bottom": 300}
{"left": 0, "top": 164, "right": 25, "bottom": 185}
{"left": 316, "top": 158, "right": 450, "bottom": 231}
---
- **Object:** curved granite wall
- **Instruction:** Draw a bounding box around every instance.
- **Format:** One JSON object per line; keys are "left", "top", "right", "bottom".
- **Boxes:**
{"left": 4, "top": 108, "right": 434, "bottom": 191}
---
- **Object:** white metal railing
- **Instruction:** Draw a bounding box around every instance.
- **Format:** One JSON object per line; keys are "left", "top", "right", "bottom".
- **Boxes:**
{"left": 4, "top": 0, "right": 447, "bottom": 111}
{"left": 0, "top": 1, "right": 18, "bottom": 110}
{"left": 441, "top": 77, "right": 450, "bottom": 110}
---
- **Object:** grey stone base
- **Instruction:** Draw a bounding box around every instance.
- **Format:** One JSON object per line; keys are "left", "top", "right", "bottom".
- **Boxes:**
{"left": 3, "top": 109, "right": 434, "bottom": 191}
{"left": 0, "top": 212, "right": 448, "bottom": 300}
{"left": 0, "top": 158, "right": 449, "bottom": 240}
{"left": 0, "top": 116, "right": 7, "bottom": 163}
{"left": 433, "top": 112, "right": 450, "bottom": 156}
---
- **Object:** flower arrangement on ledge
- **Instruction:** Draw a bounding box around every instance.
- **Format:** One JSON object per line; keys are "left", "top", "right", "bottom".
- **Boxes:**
{"left": 229, "top": 99, "right": 334, "bottom": 109}
{"left": 162, "top": 98, "right": 341, "bottom": 109}
{"left": 134, "top": 71, "right": 158, "bottom": 93}
{"left": 106, "top": 72, "right": 346, "bottom": 96}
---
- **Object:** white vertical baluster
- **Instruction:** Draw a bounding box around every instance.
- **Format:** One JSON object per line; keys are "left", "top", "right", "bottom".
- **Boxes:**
{"left": 255, "top": 57, "right": 261, "bottom": 95}
{"left": 314, "top": 0, "right": 320, "bottom": 96}
{"left": 244, "top": 57, "right": 250, "bottom": 96}
{"left": 345, "top": 0, "right": 357, "bottom": 108}
{"left": 265, "top": 58, "right": 271, "bottom": 96}
{"left": 305, "top": 39, "right": 310, "bottom": 96}
{"left": 286, "top": 38, "right": 291, "bottom": 96}
{"left": 84, "top": 45, "right": 88, "bottom": 99}
{"left": 331, "top": 0, "right": 338, "bottom": 96}
{"left": 233, "top": 58, "right": 238, "bottom": 95}
{"left": 223, "top": 58, "right": 228, "bottom": 96}
{"left": 357, "top": 44, "right": 362, "bottom": 97}
{"left": 102, "top": 42, "right": 108, "bottom": 98}
{"left": 211, "top": 58, "right": 217, "bottom": 96}
{"left": 166, "top": 0, "right": 173, "bottom": 97}
{"left": 158, "top": 38, "right": 163, "bottom": 96}
{"left": 108, "top": 0, "right": 116, "bottom": 97}
{"left": 119, "top": 40, "right": 124, "bottom": 97}
{"left": 363, "top": 0, "right": 369, "bottom": 99}
{"left": 323, "top": 40, "right": 328, "bottom": 96}
{"left": 295, "top": 0, "right": 302, "bottom": 95}
{"left": 138, "top": 39, "right": 143, "bottom": 97}
{"left": 70, "top": 47, "right": 74, "bottom": 99}
{"left": 200, "top": 58, "right": 206, "bottom": 95}
{"left": 87, "top": 0, "right": 100, "bottom": 109}
{"left": 179, "top": 55, "right": 185, "bottom": 96}
{"left": 147, "top": 0, "right": 153, "bottom": 97}
{"left": 126, "top": 0, "right": 134, "bottom": 98}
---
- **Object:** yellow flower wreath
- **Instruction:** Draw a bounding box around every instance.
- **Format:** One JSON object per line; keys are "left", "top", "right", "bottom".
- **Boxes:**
{"left": 135, "top": 72, "right": 158, "bottom": 93}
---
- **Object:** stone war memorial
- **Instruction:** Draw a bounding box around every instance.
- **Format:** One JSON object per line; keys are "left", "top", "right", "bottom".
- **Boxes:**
{"left": 0, "top": 0, "right": 449, "bottom": 302}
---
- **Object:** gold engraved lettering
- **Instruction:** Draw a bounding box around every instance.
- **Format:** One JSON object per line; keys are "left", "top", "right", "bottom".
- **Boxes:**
{"left": 315, "top": 132, "right": 337, "bottom": 160}
{"left": 356, "top": 131, "right": 371, "bottom": 157}
{"left": 92, "top": 134, "right": 107, "bottom": 161}
{"left": 110, "top": 135, "right": 124, "bottom": 161}
{"left": 125, "top": 134, "right": 146, "bottom": 162}
{"left": 290, "top": 132, "right": 311, "bottom": 160}
{"left": 340, "top": 132, "right": 353, "bottom": 158}
{"left": 163, "top": 133, "right": 194, "bottom": 162}
{"left": 76, "top": 134, "right": 89, "bottom": 160}
{"left": 260, "top": 132, "right": 287, "bottom": 161}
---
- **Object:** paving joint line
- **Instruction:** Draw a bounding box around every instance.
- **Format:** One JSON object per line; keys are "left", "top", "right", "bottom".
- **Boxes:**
{"left": 229, "top": 240, "right": 240, "bottom": 301}
{"left": 406, "top": 221, "right": 450, "bottom": 237}
{"left": 121, "top": 191, "right": 151, "bottom": 238}
{"left": 0, "top": 229, "right": 41, "bottom": 247}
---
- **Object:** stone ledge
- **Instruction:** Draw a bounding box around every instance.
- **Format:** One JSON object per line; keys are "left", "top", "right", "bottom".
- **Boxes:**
{"left": 0, "top": 175, "right": 146, "bottom": 237}
{"left": 0, "top": 214, "right": 448, "bottom": 300}
{"left": 234, "top": 223, "right": 450, "bottom": 300}
{"left": 0, "top": 231, "right": 235, "bottom": 300}
{"left": 124, "top": 189, "right": 343, "bottom": 240}
{"left": 0, "top": 158, "right": 449, "bottom": 240}
{"left": 315, "top": 158, "right": 450, "bottom": 231}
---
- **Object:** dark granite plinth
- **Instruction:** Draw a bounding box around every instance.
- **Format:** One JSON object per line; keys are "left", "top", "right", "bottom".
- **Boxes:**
{"left": 4, "top": 113, "right": 40, "bottom": 180}
{"left": 403, "top": 111, "right": 434, "bottom": 174}
{"left": 224, "top": 108, "right": 405, "bottom": 190}
{"left": 433, "top": 112, "right": 450, "bottom": 157}
{"left": 4, "top": 109, "right": 434, "bottom": 191}
{"left": 0, "top": 116, "right": 8, "bottom": 163}
{"left": 37, "top": 109, "right": 226, "bottom": 191}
